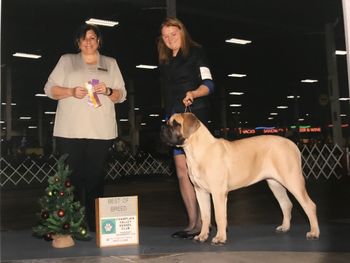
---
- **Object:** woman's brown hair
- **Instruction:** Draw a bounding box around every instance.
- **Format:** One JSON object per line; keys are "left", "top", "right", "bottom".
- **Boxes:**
{"left": 74, "top": 24, "right": 103, "bottom": 50}
{"left": 157, "top": 17, "right": 200, "bottom": 64}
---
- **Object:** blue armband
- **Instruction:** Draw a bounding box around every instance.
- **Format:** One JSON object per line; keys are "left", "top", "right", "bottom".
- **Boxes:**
{"left": 203, "top": 79, "right": 214, "bottom": 94}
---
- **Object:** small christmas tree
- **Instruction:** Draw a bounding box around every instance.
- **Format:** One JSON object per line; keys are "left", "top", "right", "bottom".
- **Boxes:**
{"left": 33, "top": 154, "right": 90, "bottom": 246}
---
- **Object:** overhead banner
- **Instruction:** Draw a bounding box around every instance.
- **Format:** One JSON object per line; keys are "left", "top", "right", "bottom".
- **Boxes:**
{"left": 95, "top": 196, "right": 139, "bottom": 247}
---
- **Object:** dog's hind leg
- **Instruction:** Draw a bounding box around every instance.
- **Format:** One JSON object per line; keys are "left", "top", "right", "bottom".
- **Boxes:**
{"left": 194, "top": 188, "right": 211, "bottom": 242}
{"left": 266, "top": 179, "right": 293, "bottom": 233}
{"left": 284, "top": 179, "right": 320, "bottom": 240}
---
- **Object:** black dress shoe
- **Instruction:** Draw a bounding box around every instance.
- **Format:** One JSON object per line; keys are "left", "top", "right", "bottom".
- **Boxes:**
{"left": 171, "top": 230, "right": 188, "bottom": 238}
{"left": 180, "top": 231, "right": 200, "bottom": 239}
{"left": 172, "top": 230, "right": 201, "bottom": 239}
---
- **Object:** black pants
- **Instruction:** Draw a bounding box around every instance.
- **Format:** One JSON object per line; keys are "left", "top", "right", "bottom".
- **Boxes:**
{"left": 55, "top": 137, "right": 112, "bottom": 230}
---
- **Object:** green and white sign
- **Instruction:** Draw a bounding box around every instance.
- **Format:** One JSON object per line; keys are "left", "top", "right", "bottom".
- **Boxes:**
{"left": 96, "top": 196, "right": 139, "bottom": 247}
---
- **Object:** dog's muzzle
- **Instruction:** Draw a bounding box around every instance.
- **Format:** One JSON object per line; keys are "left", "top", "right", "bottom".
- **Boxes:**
{"left": 160, "top": 124, "right": 185, "bottom": 146}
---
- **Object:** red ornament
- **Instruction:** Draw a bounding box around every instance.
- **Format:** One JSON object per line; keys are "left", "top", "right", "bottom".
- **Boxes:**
{"left": 59, "top": 191, "right": 65, "bottom": 196}
{"left": 65, "top": 180, "right": 71, "bottom": 187}
{"left": 57, "top": 209, "right": 65, "bottom": 217}
{"left": 41, "top": 211, "right": 49, "bottom": 219}
{"left": 44, "top": 232, "right": 54, "bottom": 241}
{"left": 63, "top": 223, "right": 70, "bottom": 230}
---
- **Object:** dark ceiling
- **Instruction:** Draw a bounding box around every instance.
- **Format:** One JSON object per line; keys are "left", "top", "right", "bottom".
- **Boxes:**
{"left": 1, "top": 0, "right": 349, "bottom": 145}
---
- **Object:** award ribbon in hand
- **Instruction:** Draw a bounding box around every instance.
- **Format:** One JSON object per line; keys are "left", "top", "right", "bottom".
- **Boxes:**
{"left": 85, "top": 79, "right": 101, "bottom": 108}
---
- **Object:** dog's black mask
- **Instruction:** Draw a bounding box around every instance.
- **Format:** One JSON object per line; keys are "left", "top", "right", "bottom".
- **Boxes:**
{"left": 160, "top": 119, "right": 185, "bottom": 146}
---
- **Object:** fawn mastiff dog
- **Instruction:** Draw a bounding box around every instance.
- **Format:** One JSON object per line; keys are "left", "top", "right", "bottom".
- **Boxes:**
{"left": 160, "top": 112, "right": 320, "bottom": 244}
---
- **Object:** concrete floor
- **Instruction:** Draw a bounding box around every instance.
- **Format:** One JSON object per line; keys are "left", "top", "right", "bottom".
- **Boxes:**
{"left": 1, "top": 175, "right": 350, "bottom": 262}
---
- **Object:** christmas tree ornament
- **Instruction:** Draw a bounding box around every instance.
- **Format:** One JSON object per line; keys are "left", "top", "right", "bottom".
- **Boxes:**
{"left": 64, "top": 180, "right": 71, "bottom": 187}
{"left": 59, "top": 191, "right": 65, "bottom": 197}
{"left": 41, "top": 211, "right": 49, "bottom": 219}
{"left": 63, "top": 223, "right": 70, "bottom": 230}
{"left": 57, "top": 209, "right": 65, "bottom": 217}
{"left": 52, "top": 189, "right": 58, "bottom": 196}
{"left": 47, "top": 191, "right": 53, "bottom": 196}
{"left": 44, "top": 232, "right": 54, "bottom": 241}
{"left": 80, "top": 228, "right": 87, "bottom": 235}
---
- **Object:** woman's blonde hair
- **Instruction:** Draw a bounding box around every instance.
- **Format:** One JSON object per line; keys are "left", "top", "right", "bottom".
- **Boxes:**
{"left": 157, "top": 17, "right": 200, "bottom": 64}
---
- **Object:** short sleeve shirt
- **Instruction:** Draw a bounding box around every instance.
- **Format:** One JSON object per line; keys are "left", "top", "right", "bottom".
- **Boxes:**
{"left": 44, "top": 53, "right": 126, "bottom": 140}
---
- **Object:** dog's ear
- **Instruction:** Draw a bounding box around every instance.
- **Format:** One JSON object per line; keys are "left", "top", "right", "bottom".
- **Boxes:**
{"left": 182, "top": 113, "right": 201, "bottom": 139}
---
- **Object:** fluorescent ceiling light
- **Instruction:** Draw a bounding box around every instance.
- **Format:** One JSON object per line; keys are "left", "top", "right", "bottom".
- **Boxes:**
{"left": 298, "top": 118, "right": 305, "bottom": 121}
{"left": 268, "top": 117, "right": 274, "bottom": 120}
{"left": 228, "top": 73, "right": 247, "bottom": 78}
{"left": 149, "top": 114, "right": 159, "bottom": 117}
{"left": 229, "top": 104, "right": 242, "bottom": 107}
{"left": 270, "top": 112, "right": 278, "bottom": 115}
{"left": 119, "top": 119, "right": 128, "bottom": 122}
{"left": 340, "top": 114, "right": 347, "bottom": 117}
{"left": 339, "top": 97, "right": 350, "bottom": 101}
{"left": 19, "top": 116, "right": 31, "bottom": 120}
{"left": 0, "top": 121, "right": 4, "bottom": 124}
{"left": 35, "top": 93, "right": 47, "bottom": 97}
{"left": 44, "top": 111, "right": 56, "bottom": 115}
{"left": 13, "top": 52, "right": 41, "bottom": 59}
{"left": 287, "top": 95, "right": 301, "bottom": 99}
{"left": 277, "top": 106, "right": 288, "bottom": 109}
{"left": 141, "top": 123, "right": 146, "bottom": 126}
{"left": 136, "top": 64, "right": 158, "bottom": 69}
{"left": 86, "top": 18, "right": 118, "bottom": 27}
{"left": 225, "top": 38, "right": 252, "bottom": 45}
{"left": 28, "top": 126, "right": 37, "bottom": 129}
{"left": 1, "top": 102, "right": 16, "bottom": 106}
{"left": 134, "top": 107, "right": 140, "bottom": 110}
{"left": 335, "top": 50, "right": 347, "bottom": 55}
{"left": 229, "top": 92, "right": 244, "bottom": 95}
{"left": 301, "top": 79, "right": 318, "bottom": 83}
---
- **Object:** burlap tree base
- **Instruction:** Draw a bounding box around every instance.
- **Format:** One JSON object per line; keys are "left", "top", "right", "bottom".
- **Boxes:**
{"left": 52, "top": 234, "right": 75, "bottom": 248}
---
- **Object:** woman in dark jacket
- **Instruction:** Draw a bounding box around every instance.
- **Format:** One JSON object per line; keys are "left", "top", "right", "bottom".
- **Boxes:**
{"left": 158, "top": 17, "right": 214, "bottom": 239}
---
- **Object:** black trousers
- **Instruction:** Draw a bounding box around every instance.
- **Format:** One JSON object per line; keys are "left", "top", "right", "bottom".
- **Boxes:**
{"left": 55, "top": 137, "right": 112, "bottom": 230}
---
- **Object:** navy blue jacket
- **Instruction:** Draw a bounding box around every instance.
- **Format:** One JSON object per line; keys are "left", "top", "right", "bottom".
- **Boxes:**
{"left": 159, "top": 46, "right": 214, "bottom": 116}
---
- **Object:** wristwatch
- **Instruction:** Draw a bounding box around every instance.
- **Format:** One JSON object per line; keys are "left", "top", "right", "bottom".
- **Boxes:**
{"left": 106, "top": 87, "right": 113, "bottom": 96}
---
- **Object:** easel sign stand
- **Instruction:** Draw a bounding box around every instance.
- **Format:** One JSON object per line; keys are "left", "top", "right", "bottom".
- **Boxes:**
{"left": 95, "top": 196, "right": 139, "bottom": 247}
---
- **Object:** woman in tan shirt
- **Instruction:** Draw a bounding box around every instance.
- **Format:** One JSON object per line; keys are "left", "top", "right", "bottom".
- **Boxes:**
{"left": 44, "top": 24, "right": 127, "bottom": 232}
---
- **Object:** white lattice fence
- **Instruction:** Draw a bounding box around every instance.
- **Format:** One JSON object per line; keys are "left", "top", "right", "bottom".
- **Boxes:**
{"left": 0, "top": 153, "right": 173, "bottom": 187}
{"left": 0, "top": 157, "right": 58, "bottom": 186}
{"left": 300, "top": 144, "right": 344, "bottom": 179}
{"left": 106, "top": 153, "right": 173, "bottom": 180}
{"left": 0, "top": 144, "right": 348, "bottom": 187}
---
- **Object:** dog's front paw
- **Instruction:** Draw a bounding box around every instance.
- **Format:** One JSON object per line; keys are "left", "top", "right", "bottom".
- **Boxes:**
{"left": 306, "top": 231, "right": 320, "bottom": 240}
{"left": 211, "top": 235, "right": 226, "bottom": 245}
{"left": 275, "top": 225, "right": 290, "bottom": 233}
{"left": 193, "top": 232, "right": 209, "bottom": 243}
